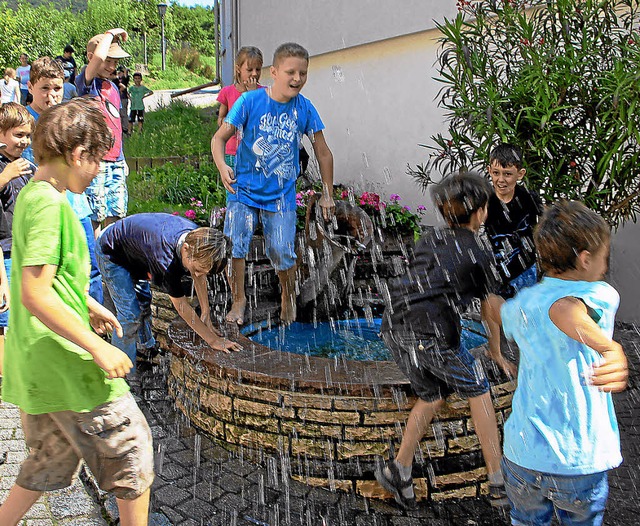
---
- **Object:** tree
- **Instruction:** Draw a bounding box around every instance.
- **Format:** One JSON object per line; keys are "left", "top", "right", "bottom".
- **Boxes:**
{"left": 411, "top": 0, "right": 640, "bottom": 227}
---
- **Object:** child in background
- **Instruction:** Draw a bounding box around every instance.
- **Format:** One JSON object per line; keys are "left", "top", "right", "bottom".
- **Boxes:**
{"left": 484, "top": 143, "right": 543, "bottom": 297}
{"left": 76, "top": 28, "right": 130, "bottom": 235}
{"left": 1, "top": 69, "right": 21, "bottom": 105}
{"left": 96, "top": 213, "right": 242, "bottom": 369}
{"left": 62, "top": 70, "right": 77, "bottom": 101}
{"left": 0, "top": 103, "right": 35, "bottom": 375}
{"left": 212, "top": 42, "right": 335, "bottom": 325}
{"left": 16, "top": 55, "right": 30, "bottom": 106}
{"left": 0, "top": 98, "right": 154, "bottom": 526}
{"left": 216, "top": 46, "right": 264, "bottom": 169}
{"left": 501, "top": 201, "right": 628, "bottom": 526}
{"left": 377, "top": 172, "right": 516, "bottom": 510}
{"left": 127, "top": 72, "right": 153, "bottom": 134}
{"left": 24, "top": 57, "right": 103, "bottom": 304}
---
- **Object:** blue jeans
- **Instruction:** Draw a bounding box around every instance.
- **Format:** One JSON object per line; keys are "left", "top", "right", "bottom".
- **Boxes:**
{"left": 95, "top": 241, "right": 155, "bottom": 368}
{"left": 80, "top": 216, "right": 103, "bottom": 304}
{"left": 502, "top": 458, "right": 609, "bottom": 526}
{"left": 0, "top": 256, "right": 11, "bottom": 327}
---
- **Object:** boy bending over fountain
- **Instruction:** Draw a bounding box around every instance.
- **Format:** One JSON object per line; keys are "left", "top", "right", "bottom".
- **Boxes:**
{"left": 212, "top": 42, "right": 335, "bottom": 325}
{"left": 377, "top": 172, "right": 516, "bottom": 510}
{"left": 96, "top": 213, "right": 242, "bottom": 370}
{"left": 0, "top": 99, "right": 153, "bottom": 526}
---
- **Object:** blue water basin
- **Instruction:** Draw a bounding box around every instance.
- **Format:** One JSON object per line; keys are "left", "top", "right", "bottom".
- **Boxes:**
{"left": 241, "top": 317, "right": 487, "bottom": 362}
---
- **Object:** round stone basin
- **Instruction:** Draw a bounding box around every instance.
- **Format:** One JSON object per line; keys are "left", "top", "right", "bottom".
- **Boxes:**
{"left": 166, "top": 316, "right": 515, "bottom": 502}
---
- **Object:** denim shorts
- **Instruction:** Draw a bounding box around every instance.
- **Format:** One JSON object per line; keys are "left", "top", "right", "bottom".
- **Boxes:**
{"left": 86, "top": 159, "right": 128, "bottom": 223}
{"left": 17, "top": 393, "right": 154, "bottom": 499}
{"left": 223, "top": 200, "right": 297, "bottom": 271}
{"left": 502, "top": 457, "right": 609, "bottom": 526}
{"left": 381, "top": 331, "right": 490, "bottom": 402}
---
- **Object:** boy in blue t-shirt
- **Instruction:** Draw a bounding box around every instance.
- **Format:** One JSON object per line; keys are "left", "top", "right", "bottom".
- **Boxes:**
{"left": 501, "top": 200, "right": 628, "bottom": 526}
{"left": 212, "top": 42, "right": 335, "bottom": 325}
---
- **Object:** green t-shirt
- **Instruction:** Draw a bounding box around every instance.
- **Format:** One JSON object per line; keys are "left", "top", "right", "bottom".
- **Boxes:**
{"left": 1, "top": 181, "right": 129, "bottom": 414}
{"left": 128, "top": 84, "right": 152, "bottom": 111}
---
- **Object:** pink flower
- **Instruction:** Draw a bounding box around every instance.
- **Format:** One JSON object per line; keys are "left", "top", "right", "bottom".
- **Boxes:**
{"left": 185, "top": 209, "right": 197, "bottom": 220}
{"left": 390, "top": 194, "right": 401, "bottom": 203}
{"left": 172, "top": 211, "right": 180, "bottom": 216}
{"left": 417, "top": 205, "right": 427, "bottom": 212}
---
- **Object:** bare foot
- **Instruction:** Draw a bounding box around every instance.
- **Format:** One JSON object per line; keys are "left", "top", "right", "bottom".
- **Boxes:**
{"left": 225, "top": 298, "right": 247, "bottom": 325}
{"left": 280, "top": 295, "right": 297, "bottom": 325}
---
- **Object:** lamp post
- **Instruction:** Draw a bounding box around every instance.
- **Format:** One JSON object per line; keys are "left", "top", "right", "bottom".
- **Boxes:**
{"left": 157, "top": 2, "right": 167, "bottom": 71}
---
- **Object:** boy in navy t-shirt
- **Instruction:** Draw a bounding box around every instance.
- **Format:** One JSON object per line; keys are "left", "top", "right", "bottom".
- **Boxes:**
{"left": 212, "top": 42, "right": 335, "bottom": 326}
{"left": 96, "top": 213, "right": 242, "bottom": 368}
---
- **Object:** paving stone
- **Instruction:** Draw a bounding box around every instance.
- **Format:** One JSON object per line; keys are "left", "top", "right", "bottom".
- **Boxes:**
{"left": 154, "top": 484, "right": 192, "bottom": 507}
{"left": 177, "top": 497, "right": 218, "bottom": 521}
{"left": 159, "top": 504, "right": 185, "bottom": 524}
{"left": 158, "top": 461, "right": 190, "bottom": 481}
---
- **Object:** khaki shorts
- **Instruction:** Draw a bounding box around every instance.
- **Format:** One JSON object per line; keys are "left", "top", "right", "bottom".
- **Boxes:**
{"left": 17, "top": 393, "right": 154, "bottom": 500}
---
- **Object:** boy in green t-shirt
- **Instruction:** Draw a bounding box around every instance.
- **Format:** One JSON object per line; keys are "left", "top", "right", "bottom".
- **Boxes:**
{"left": 0, "top": 98, "right": 154, "bottom": 526}
{"left": 128, "top": 72, "right": 153, "bottom": 134}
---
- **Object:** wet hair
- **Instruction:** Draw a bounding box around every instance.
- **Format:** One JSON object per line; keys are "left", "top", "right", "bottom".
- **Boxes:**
{"left": 31, "top": 98, "right": 113, "bottom": 165}
{"left": 234, "top": 46, "right": 263, "bottom": 83}
{"left": 0, "top": 102, "right": 35, "bottom": 134}
{"left": 184, "top": 228, "right": 231, "bottom": 274}
{"left": 431, "top": 171, "right": 492, "bottom": 226}
{"left": 535, "top": 200, "right": 610, "bottom": 274}
{"left": 30, "top": 57, "right": 64, "bottom": 85}
{"left": 272, "top": 42, "right": 309, "bottom": 67}
{"left": 4, "top": 68, "right": 16, "bottom": 79}
{"left": 489, "top": 143, "right": 524, "bottom": 170}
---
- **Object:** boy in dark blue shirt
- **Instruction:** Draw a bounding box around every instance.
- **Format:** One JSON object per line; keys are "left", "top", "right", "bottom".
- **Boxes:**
{"left": 96, "top": 213, "right": 242, "bottom": 368}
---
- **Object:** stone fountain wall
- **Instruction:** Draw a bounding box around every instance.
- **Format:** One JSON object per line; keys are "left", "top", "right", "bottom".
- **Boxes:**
{"left": 165, "top": 318, "right": 515, "bottom": 503}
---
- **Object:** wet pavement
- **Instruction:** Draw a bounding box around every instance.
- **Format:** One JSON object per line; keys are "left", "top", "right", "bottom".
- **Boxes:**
{"left": 120, "top": 324, "right": 640, "bottom": 526}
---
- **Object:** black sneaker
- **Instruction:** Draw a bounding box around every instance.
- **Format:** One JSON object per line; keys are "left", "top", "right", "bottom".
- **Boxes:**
{"left": 488, "top": 483, "right": 510, "bottom": 509}
{"left": 374, "top": 460, "right": 417, "bottom": 510}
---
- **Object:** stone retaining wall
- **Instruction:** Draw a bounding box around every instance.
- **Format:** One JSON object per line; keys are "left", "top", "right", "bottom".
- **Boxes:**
{"left": 165, "top": 318, "right": 515, "bottom": 502}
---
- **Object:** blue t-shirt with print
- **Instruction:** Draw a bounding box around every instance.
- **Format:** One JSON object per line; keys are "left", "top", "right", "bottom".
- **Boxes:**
{"left": 225, "top": 88, "right": 324, "bottom": 212}
{"left": 501, "top": 277, "right": 622, "bottom": 475}
{"left": 99, "top": 213, "right": 196, "bottom": 298}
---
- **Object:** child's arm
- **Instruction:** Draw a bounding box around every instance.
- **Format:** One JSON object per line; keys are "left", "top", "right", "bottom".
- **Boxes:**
{"left": 480, "top": 293, "right": 517, "bottom": 378}
{"left": 211, "top": 124, "right": 237, "bottom": 193}
{"left": 22, "top": 264, "right": 132, "bottom": 378}
{"left": 84, "top": 28, "right": 128, "bottom": 84}
{"left": 217, "top": 103, "right": 229, "bottom": 128}
{"left": 310, "top": 131, "right": 335, "bottom": 221}
{"left": 0, "top": 251, "right": 8, "bottom": 313}
{"left": 13, "top": 82, "right": 20, "bottom": 103}
{"left": 143, "top": 87, "right": 154, "bottom": 98}
{"left": 549, "top": 296, "right": 628, "bottom": 392}
{"left": 86, "top": 295, "right": 121, "bottom": 336}
{"left": 170, "top": 295, "right": 242, "bottom": 352}
{"left": 192, "top": 273, "right": 213, "bottom": 329}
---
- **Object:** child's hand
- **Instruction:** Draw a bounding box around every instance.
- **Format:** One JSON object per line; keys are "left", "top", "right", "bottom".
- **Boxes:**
{"left": 591, "top": 342, "right": 628, "bottom": 392}
{"left": 0, "top": 282, "right": 8, "bottom": 313}
{"left": 93, "top": 340, "right": 132, "bottom": 379}
{"left": 89, "top": 301, "right": 123, "bottom": 337}
{"left": 220, "top": 164, "right": 237, "bottom": 194}
{"left": 3, "top": 158, "right": 31, "bottom": 181}
{"left": 317, "top": 194, "right": 336, "bottom": 222}
{"left": 494, "top": 354, "right": 517, "bottom": 380}
{"left": 106, "top": 28, "right": 128, "bottom": 42}
{"left": 200, "top": 311, "right": 221, "bottom": 335}
{"left": 244, "top": 77, "right": 259, "bottom": 91}
{"left": 206, "top": 335, "right": 243, "bottom": 353}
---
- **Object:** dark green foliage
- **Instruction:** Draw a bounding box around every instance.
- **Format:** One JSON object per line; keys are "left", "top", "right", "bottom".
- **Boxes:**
{"left": 411, "top": 0, "right": 640, "bottom": 227}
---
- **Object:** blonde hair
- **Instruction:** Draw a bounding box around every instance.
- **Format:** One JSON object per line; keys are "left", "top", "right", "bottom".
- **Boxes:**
{"left": 31, "top": 98, "right": 112, "bottom": 165}
{"left": 0, "top": 102, "right": 34, "bottom": 134}
{"left": 184, "top": 228, "right": 231, "bottom": 274}
{"left": 233, "top": 46, "right": 263, "bottom": 84}
{"left": 4, "top": 68, "right": 16, "bottom": 79}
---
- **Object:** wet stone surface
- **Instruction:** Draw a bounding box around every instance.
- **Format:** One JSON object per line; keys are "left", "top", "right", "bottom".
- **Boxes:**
{"left": 121, "top": 324, "right": 640, "bottom": 526}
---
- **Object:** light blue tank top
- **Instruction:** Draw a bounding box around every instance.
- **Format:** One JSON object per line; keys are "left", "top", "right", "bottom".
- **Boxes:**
{"left": 501, "top": 277, "right": 622, "bottom": 475}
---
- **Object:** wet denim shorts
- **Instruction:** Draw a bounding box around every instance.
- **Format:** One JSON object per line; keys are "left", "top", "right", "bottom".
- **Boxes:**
{"left": 502, "top": 457, "right": 609, "bottom": 526}
{"left": 381, "top": 331, "right": 490, "bottom": 402}
{"left": 17, "top": 393, "right": 154, "bottom": 499}
{"left": 86, "top": 159, "right": 128, "bottom": 223}
{"left": 223, "top": 200, "right": 297, "bottom": 271}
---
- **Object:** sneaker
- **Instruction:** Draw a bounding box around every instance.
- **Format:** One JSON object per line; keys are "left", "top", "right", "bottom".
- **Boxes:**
{"left": 374, "top": 460, "right": 417, "bottom": 510}
{"left": 488, "top": 483, "right": 510, "bottom": 509}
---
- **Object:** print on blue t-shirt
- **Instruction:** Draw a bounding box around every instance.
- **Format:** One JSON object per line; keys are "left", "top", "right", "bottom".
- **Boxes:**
{"left": 225, "top": 89, "right": 324, "bottom": 212}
